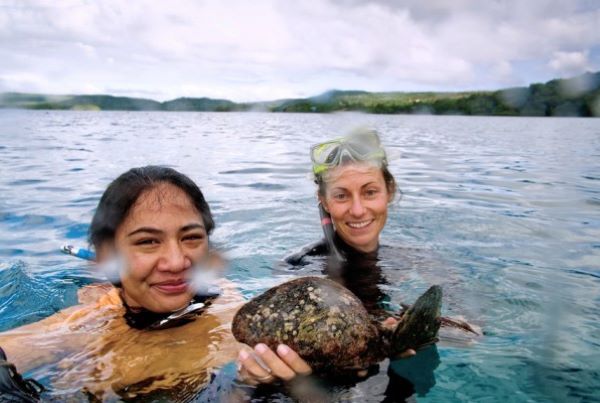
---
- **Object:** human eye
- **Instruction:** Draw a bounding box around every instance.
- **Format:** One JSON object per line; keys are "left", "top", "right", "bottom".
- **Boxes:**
{"left": 364, "top": 188, "right": 381, "bottom": 198}
{"left": 183, "top": 233, "right": 206, "bottom": 242}
{"left": 182, "top": 232, "right": 206, "bottom": 244}
{"left": 134, "top": 238, "right": 160, "bottom": 247}
{"left": 332, "top": 192, "right": 348, "bottom": 201}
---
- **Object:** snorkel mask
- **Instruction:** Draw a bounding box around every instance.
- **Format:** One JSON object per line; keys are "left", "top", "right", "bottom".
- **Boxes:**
{"left": 311, "top": 129, "right": 387, "bottom": 176}
{"left": 311, "top": 129, "right": 388, "bottom": 263}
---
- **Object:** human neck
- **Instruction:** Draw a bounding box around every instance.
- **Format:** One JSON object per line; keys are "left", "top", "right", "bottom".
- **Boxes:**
{"left": 334, "top": 233, "right": 379, "bottom": 255}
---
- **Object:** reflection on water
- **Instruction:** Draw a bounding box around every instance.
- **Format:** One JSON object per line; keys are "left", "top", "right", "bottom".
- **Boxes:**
{"left": 0, "top": 110, "right": 599, "bottom": 401}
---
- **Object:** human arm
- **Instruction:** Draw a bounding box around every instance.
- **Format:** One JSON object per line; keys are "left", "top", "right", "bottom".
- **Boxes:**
{"left": 0, "top": 304, "right": 94, "bottom": 373}
{"left": 282, "top": 239, "right": 328, "bottom": 265}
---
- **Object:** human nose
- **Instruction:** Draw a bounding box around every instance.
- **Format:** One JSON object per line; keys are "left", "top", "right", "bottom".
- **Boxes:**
{"left": 157, "top": 241, "right": 192, "bottom": 272}
{"left": 349, "top": 195, "right": 366, "bottom": 217}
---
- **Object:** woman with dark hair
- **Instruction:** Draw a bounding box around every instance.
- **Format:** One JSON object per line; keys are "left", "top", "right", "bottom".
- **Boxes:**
{"left": 0, "top": 166, "right": 309, "bottom": 401}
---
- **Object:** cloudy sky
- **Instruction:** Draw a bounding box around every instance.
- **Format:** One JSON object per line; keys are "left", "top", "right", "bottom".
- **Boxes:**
{"left": 1, "top": 0, "right": 599, "bottom": 101}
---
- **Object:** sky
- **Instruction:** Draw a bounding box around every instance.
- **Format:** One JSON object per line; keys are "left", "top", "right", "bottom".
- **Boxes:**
{"left": 0, "top": 0, "right": 599, "bottom": 102}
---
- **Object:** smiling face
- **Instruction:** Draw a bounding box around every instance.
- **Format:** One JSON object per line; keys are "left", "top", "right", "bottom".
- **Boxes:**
{"left": 320, "top": 163, "right": 392, "bottom": 253}
{"left": 110, "top": 182, "right": 209, "bottom": 313}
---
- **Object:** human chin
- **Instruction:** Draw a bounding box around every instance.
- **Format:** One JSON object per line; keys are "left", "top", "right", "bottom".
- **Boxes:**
{"left": 340, "top": 225, "right": 379, "bottom": 252}
{"left": 147, "top": 287, "right": 194, "bottom": 313}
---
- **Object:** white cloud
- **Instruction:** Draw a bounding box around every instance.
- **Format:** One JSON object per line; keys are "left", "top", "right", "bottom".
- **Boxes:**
{"left": 0, "top": 72, "right": 50, "bottom": 92}
{"left": 76, "top": 42, "right": 97, "bottom": 58}
{"left": 0, "top": 0, "right": 599, "bottom": 100}
{"left": 549, "top": 51, "right": 591, "bottom": 76}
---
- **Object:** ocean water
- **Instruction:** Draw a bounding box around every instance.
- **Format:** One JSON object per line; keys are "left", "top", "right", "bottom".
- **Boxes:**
{"left": 0, "top": 110, "right": 599, "bottom": 402}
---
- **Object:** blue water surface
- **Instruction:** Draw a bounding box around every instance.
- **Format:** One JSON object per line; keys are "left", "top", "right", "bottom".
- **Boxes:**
{"left": 0, "top": 110, "right": 599, "bottom": 402}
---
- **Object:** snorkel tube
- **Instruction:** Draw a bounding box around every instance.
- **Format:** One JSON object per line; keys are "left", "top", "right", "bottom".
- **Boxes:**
{"left": 312, "top": 128, "right": 387, "bottom": 263}
{"left": 319, "top": 203, "right": 345, "bottom": 262}
{"left": 61, "top": 245, "right": 96, "bottom": 261}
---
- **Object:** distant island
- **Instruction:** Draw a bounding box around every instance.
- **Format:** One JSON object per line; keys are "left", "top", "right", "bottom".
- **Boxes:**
{"left": 1, "top": 71, "right": 599, "bottom": 117}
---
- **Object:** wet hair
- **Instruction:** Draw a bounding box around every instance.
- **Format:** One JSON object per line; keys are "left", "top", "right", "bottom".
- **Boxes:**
{"left": 89, "top": 166, "right": 214, "bottom": 249}
{"left": 314, "top": 146, "right": 397, "bottom": 199}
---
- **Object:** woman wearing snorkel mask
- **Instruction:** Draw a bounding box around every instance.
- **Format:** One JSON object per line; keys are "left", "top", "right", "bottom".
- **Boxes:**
{"left": 232, "top": 130, "right": 424, "bottom": 394}
{"left": 286, "top": 128, "right": 398, "bottom": 272}
{"left": 0, "top": 166, "right": 309, "bottom": 401}
{"left": 315, "top": 129, "right": 396, "bottom": 254}
{"left": 280, "top": 130, "right": 479, "bottom": 400}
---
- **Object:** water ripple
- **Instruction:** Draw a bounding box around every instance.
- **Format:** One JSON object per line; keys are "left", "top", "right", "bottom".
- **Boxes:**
{"left": 0, "top": 111, "right": 599, "bottom": 401}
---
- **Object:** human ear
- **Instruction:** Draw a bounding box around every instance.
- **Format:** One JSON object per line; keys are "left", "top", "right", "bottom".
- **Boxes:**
{"left": 318, "top": 194, "right": 330, "bottom": 213}
{"left": 387, "top": 189, "right": 394, "bottom": 203}
{"left": 385, "top": 181, "right": 396, "bottom": 203}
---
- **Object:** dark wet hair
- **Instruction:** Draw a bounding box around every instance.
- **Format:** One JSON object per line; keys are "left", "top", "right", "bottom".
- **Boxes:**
{"left": 89, "top": 166, "right": 214, "bottom": 249}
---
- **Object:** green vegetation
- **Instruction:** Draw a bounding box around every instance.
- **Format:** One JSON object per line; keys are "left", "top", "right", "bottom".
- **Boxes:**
{"left": 161, "top": 97, "right": 244, "bottom": 112}
{"left": 0, "top": 93, "right": 162, "bottom": 111}
{"left": 1, "top": 71, "right": 599, "bottom": 116}
{"left": 270, "top": 72, "right": 600, "bottom": 116}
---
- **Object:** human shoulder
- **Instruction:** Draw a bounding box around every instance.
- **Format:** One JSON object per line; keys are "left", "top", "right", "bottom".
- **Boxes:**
{"left": 77, "top": 283, "right": 117, "bottom": 305}
{"left": 210, "top": 278, "right": 244, "bottom": 306}
{"left": 283, "top": 239, "right": 328, "bottom": 265}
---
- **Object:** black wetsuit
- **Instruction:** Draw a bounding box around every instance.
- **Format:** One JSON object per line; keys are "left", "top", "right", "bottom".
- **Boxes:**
{"left": 282, "top": 234, "right": 442, "bottom": 402}
{"left": 122, "top": 292, "right": 218, "bottom": 330}
{"left": 285, "top": 235, "right": 393, "bottom": 320}
{"left": 0, "top": 347, "right": 43, "bottom": 402}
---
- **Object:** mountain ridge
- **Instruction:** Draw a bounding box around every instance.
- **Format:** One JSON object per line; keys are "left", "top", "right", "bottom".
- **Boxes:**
{"left": 1, "top": 71, "right": 599, "bottom": 116}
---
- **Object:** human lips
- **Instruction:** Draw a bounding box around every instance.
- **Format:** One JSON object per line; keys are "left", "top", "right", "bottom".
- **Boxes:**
{"left": 346, "top": 219, "right": 374, "bottom": 229}
{"left": 152, "top": 279, "right": 189, "bottom": 294}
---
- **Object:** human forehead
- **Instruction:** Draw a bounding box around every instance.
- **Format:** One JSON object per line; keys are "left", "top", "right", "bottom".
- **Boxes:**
{"left": 324, "top": 164, "right": 385, "bottom": 188}
{"left": 126, "top": 183, "right": 200, "bottom": 222}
